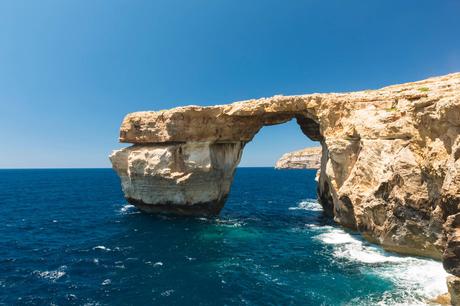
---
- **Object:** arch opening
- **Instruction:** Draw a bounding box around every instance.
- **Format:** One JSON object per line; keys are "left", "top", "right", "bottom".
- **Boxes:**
{"left": 230, "top": 116, "right": 335, "bottom": 219}
{"left": 238, "top": 118, "right": 319, "bottom": 167}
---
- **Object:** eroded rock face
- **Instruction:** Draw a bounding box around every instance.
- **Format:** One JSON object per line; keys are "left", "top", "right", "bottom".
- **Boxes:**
{"left": 448, "top": 276, "right": 460, "bottom": 306}
{"left": 444, "top": 213, "right": 460, "bottom": 276}
{"left": 111, "top": 73, "right": 460, "bottom": 273}
{"left": 110, "top": 142, "right": 243, "bottom": 216}
{"left": 275, "top": 147, "right": 322, "bottom": 169}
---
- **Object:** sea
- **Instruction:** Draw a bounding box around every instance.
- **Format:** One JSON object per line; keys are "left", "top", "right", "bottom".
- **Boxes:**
{"left": 0, "top": 168, "right": 447, "bottom": 305}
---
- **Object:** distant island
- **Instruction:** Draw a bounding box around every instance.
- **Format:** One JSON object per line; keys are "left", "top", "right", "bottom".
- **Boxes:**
{"left": 275, "top": 147, "right": 322, "bottom": 169}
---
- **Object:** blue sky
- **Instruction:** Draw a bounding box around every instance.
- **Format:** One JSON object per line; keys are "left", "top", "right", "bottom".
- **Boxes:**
{"left": 0, "top": 0, "right": 459, "bottom": 168}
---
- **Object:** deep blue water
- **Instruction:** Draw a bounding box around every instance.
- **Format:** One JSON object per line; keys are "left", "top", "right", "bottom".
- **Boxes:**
{"left": 0, "top": 168, "right": 446, "bottom": 305}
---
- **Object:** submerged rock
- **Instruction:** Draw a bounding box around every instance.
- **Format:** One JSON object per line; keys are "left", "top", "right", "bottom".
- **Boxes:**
{"left": 275, "top": 147, "right": 322, "bottom": 169}
{"left": 111, "top": 73, "right": 460, "bottom": 285}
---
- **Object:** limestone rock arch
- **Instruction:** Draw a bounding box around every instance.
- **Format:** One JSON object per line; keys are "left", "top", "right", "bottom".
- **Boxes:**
{"left": 111, "top": 103, "right": 329, "bottom": 210}
{"left": 110, "top": 73, "right": 460, "bottom": 284}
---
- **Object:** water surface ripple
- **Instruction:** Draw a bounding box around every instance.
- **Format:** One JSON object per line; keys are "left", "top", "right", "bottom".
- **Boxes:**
{"left": 0, "top": 168, "right": 446, "bottom": 305}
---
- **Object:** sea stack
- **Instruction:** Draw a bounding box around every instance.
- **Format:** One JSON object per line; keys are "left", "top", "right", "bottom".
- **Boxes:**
{"left": 111, "top": 73, "right": 460, "bottom": 300}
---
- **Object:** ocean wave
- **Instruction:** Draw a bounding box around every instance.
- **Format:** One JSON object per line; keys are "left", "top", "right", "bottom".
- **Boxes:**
{"left": 315, "top": 227, "right": 447, "bottom": 305}
{"left": 372, "top": 258, "right": 447, "bottom": 305}
{"left": 145, "top": 261, "right": 163, "bottom": 267}
{"left": 160, "top": 289, "right": 174, "bottom": 297}
{"left": 93, "top": 245, "right": 111, "bottom": 251}
{"left": 315, "top": 229, "right": 403, "bottom": 263}
{"left": 306, "top": 224, "right": 334, "bottom": 230}
{"left": 215, "top": 218, "right": 244, "bottom": 228}
{"left": 288, "top": 199, "right": 323, "bottom": 211}
{"left": 119, "top": 204, "right": 139, "bottom": 215}
{"left": 34, "top": 266, "right": 67, "bottom": 281}
{"left": 101, "top": 279, "right": 111, "bottom": 286}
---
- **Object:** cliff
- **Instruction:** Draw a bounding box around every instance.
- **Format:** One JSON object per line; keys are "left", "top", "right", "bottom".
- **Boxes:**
{"left": 110, "top": 72, "right": 460, "bottom": 302}
{"left": 275, "top": 147, "right": 322, "bottom": 169}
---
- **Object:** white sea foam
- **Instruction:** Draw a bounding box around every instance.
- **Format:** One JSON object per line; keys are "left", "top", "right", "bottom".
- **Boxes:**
{"left": 316, "top": 229, "right": 358, "bottom": 245}
{"left": 289, "top": 199, "right": 323, "bottom": 211}
{"left": 215, "top": 218, "right": 244, "bottom": 228}
{"left": 119, "top": 204, "right": 138, "bottom": 215}
{"left": 160, "top": 289, "right": 174, "bottom": 297}
{"left": 373, "top": 259, "right": 448, "bottom": 305}
{"left": 101, "top": 279, "right": 111, "bottom": 286}
{"left": 34, "top": 266, "right": 67, "bottom": 281}
{"left": 66, "top": 294, "right": 77, "bottom": 301}
{"left": 316, "top": 229, "right": 406, "bottom": 263}
{"left": 93, "top": 245, "right": 111, "bottom": 251}
{"left": 314, "top": 227, "right": 447, "bottom": 305}
{"left": 305, "top": 224, "right": 334, "bottom": 230}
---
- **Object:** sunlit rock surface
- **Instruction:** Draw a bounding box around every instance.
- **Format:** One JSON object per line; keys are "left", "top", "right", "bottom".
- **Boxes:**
{"left": 275, "top": 147, "right": 322, "bottom": 169}
{"left": 110, "top": 142, "right": 243, "bottom": 216}
{"left": 111, "top": 73, "right": 460, "bottom": 293}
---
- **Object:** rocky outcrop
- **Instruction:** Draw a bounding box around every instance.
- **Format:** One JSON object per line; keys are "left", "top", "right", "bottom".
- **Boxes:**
{"left": 275, "top": 147, "right": 322, "bottom": 169}
{"left": 111, "top": 72, "right": 460, "bottom": 300}
{"left": 449, "top": 276, "right": 460, "bottom": 306}
{"left": 444, "top": 212, "right": 460, "bottom": 304}
{"left": 110, "top": 142, "right": 243, "bottom": 216}
{"left": 444, "top": 213, "right": 460, "bottom": 276}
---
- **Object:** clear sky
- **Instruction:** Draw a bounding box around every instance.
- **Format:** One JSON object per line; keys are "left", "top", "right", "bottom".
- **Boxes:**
{"left": 0, "top": 0, "right": 459, "bottom": 168}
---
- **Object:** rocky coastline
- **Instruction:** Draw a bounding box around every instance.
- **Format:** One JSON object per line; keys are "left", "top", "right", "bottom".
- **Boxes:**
{"left": 275, "top": 147, "right": 322, "bottom": 169}
{"left": 111, "top": 72, "right": 460, "bottom": 304}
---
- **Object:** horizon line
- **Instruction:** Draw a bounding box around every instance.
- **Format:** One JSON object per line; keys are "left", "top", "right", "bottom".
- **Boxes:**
{"left": 0, "top": 166, "right": 314, "bottom": 170}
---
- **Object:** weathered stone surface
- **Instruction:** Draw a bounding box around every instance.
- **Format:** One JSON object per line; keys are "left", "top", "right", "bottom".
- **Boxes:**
{"left": 111, "top": 72, "right": 460, "bottom": 267}
{"left": 275, "top": 147, "right": 322, "bottom": 169}
{"left": 431, "top": 292, "right": 451, "bottom": 305}
{"left": 110, "top": 142, "right": 243, "bottom": 216}
{"left": 448, "top": 276, "right": 460, "bottom": 306}
{"left": 443, "top": 213, "right": 460, "bottom": 276}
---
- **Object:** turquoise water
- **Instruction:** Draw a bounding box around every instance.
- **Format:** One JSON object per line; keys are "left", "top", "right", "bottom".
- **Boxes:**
{"left": 0, "top": 168, "right": 446, "bottom": 305}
